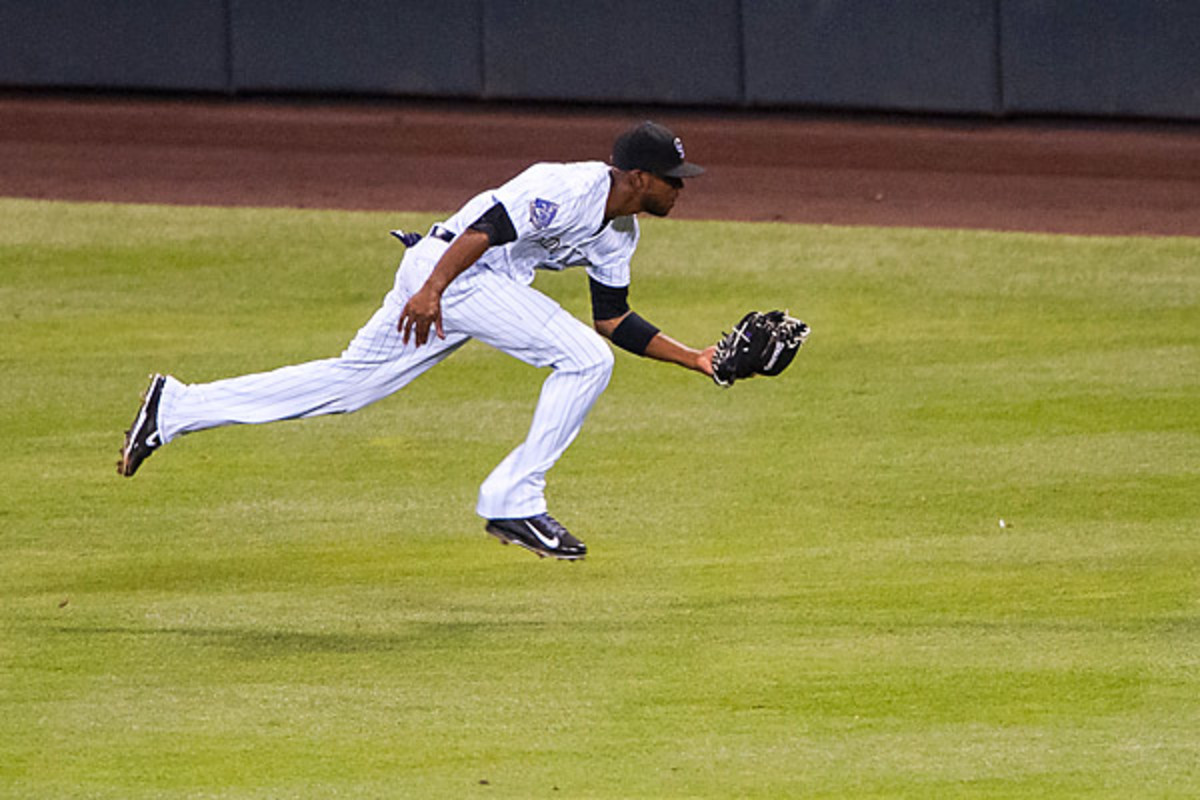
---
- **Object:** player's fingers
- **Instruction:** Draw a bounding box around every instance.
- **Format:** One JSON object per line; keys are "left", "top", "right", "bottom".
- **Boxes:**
{"left": 435, "top": 314, "right": 446, "bottom": 340}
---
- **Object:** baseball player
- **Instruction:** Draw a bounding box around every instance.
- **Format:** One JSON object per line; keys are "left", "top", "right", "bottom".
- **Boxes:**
{"left": 119, "top": 120, "right": 713, "bottom": 560}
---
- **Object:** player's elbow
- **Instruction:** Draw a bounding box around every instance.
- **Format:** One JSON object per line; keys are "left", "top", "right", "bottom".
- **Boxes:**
{"left": 592, "top": 313, "right": 627, "bottom": 340}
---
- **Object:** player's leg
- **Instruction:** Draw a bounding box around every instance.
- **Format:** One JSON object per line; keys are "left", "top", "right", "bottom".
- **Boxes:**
{"left": 118, "top": 238, "right": 468, "bottom": 477}
{"left": 473, "top": 307, "right": 612, "bottom": 519}
{"left": 156, "top": 303, "right": 465, "bottom": 443}
{"left": 119, "top": 292, "right": 466, "bottom": 476}
{"left": 440, "top": 270, "right": 614, "bottom": 527}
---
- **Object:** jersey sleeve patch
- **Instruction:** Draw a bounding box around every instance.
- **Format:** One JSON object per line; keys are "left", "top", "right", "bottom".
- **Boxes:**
{"left": 529, "top": 198, "right": 560, "bottom": 231}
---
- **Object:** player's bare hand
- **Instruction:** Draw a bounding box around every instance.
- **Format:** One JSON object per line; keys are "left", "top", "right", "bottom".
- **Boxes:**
{"left": 398, "top": 286, "right": 445, "bottom": 346}
{"left": 696, "top": 345, "right": 716, "bottom": 376}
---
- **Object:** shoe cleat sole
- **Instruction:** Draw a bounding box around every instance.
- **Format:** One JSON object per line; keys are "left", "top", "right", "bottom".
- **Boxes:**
{"left": 485, "top": 524, "right": 582, "bottom": 561}
{"left": 118, "top": 373, "right": 165, "bottom": 477}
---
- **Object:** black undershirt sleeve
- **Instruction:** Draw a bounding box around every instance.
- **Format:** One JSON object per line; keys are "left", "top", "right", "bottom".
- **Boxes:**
{"left": 588, "top": 276, "right": 630, "bottom": 321}
{"left": 467, "top": 202, "right": 518, "bottom": 246}
{"left": 589, "top": 278, "right": 660, "bottom": 355}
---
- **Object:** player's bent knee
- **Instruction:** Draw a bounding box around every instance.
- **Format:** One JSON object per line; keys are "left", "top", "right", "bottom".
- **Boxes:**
{"left": 550, "top": 318, "right": 612, "bottom": 372}
{"left": 590, "top": 340, "right": 616, "bottom": 374}
{"left": 562, "top": 333, "right": 614, "bottom": 379}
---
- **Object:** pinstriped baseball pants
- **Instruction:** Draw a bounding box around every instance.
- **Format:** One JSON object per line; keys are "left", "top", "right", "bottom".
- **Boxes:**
{"left": 156, "top": 237, "right": 614, "bottom": 519}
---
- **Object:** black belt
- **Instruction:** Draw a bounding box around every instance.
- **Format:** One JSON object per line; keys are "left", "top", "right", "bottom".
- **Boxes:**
{"left": 389, "top": 224, "right": 455, "bottom": 248}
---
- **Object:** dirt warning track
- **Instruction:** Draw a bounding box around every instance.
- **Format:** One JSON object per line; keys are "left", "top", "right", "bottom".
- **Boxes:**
{"left": 2, "top": 94, "right": 1197, "bottom": 237}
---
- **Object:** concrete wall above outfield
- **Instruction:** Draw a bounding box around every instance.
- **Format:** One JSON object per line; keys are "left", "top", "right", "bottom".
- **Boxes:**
{"left": 1, "top": 1, "right": 1197, "bottom": 121}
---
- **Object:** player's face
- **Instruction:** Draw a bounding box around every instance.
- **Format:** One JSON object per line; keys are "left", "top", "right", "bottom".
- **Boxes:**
{"left": 640, "top": 172, "right": 683, "bottom": 217}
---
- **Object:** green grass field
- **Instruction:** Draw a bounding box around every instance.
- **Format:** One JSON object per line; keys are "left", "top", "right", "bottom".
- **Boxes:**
{"left": 2, "top": 196, "right": 1197, "bottom": 798}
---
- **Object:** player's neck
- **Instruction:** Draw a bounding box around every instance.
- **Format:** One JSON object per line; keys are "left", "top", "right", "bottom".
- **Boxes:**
{"left": 604, "top": 168, "right": 642, "bottom": 221}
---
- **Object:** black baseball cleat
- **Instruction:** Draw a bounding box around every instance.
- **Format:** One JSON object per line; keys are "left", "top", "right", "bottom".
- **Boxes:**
{"left": 485, "top": 513, "right": 587, "bottom": 561}
{"left": 118, "top": 373, "right": 166, "bottom": 477}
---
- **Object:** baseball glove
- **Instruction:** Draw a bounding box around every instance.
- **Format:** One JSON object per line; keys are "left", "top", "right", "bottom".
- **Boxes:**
{"left": 711, "top": 310, "right": 810, "bottom": 388}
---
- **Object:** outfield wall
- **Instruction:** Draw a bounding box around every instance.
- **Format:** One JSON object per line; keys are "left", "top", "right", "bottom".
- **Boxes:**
{"left": 1, "top": 0, "right": 1197, "bottom": 120}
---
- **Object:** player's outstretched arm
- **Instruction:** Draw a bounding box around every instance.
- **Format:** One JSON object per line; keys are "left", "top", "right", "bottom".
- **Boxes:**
{"left": 642, "top": 327, "right": 716, "bottom": 376}
{"left": 588, "top": 276, "right": 713, "bottom": 376}
{"left": 594, "top": 312, "right": 715, "bottom": 376}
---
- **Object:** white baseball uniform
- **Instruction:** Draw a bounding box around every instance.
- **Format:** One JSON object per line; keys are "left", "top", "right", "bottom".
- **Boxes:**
{"left": 155, "top": 161, "right": 639, "bottom": 519}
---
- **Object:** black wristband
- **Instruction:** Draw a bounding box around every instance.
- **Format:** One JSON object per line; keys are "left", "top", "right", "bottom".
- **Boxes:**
{"left": 611, "top": 313, "right": 660, "bottom": 355}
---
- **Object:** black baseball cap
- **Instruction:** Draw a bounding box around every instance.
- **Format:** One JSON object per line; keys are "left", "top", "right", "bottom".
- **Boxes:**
{"left": 612, "top": 121, "right": 705, "bottom": 179}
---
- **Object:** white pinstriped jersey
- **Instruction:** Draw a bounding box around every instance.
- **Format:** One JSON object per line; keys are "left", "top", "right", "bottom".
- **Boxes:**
{"left": 440, "top": 161, "right": 639, "bottom": 288}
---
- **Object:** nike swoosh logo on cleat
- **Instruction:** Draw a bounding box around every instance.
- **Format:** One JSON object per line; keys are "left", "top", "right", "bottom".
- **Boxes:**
{"left": 524, "top": 520, "right": 559, "bottom": 549}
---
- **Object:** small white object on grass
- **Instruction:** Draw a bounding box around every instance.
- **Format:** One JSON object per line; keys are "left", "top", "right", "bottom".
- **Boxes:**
{"left": 999, "top": 519, "right": 1007, "bottom": 529}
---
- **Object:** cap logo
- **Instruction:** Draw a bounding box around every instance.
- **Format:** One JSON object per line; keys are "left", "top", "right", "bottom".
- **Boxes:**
{"left": 529, "top": 198, "right": 559, "bottom": 230}
{"left": 673, "top": 137, "right": 685, "bottom": 161}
